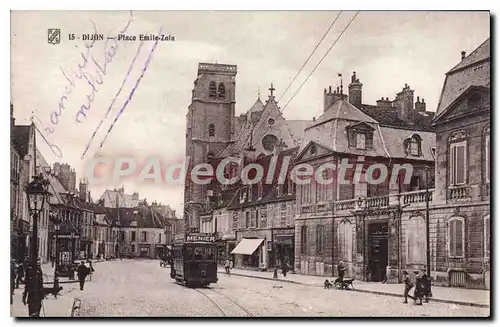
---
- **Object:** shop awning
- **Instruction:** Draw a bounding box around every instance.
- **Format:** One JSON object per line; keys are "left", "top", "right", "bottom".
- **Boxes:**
{"left": 231, "top": 238, "right": 264, "bottom": 255}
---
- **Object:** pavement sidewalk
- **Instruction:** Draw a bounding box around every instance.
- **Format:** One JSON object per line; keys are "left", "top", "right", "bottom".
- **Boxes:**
{"left": 10, "top": 288, "right": 75, "bottom": 317}
{"left": 218, "top": 268, "right": 490, "bottom": 308}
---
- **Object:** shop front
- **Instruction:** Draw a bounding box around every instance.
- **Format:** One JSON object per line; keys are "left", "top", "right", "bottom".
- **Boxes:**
{"left": 57, "top": 233, "right": 79, "bottom": 277}
{"left": 218, "top": 231, "right": 236, "bottom": 265}
{"left": 232, "top": 230, "right": 271, "bottom": 270}
{"left": 272, "top": 227, "right": 295, "bottom": 270}
{"left": 139, "top": 244, "right": 151, "bottom": 258}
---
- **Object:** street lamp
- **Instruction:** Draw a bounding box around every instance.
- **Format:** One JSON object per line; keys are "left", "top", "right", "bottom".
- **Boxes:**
{"left": 354, "top": 197, "right": 367, "bottom": 281}
{"left": 25, "top": 172, "right": 51, "bottom": 317}
{"left": 50, "top": 211, "right": 61, "bottom": 289}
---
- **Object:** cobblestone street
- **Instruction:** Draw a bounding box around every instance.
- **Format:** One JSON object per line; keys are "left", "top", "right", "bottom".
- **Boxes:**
{"left": 77, "top": 260, "right": 489, "bottom": 317}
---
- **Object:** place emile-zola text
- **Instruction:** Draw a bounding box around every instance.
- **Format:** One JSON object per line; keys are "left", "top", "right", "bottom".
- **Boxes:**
{"left": 118, "top": 33, "right": 176, "bottom": 41}
{"left": 68, "top": 33, "right": 175, "bottom": 41}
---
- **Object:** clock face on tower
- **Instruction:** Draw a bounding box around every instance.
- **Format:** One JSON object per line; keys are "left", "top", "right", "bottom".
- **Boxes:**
{"left": 262, "top": 134, "right": 279, "bottom": 152}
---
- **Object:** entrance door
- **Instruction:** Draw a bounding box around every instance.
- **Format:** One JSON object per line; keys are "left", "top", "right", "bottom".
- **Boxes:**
{"left": 368, "top": 222, "right": 389, "bottom": 282}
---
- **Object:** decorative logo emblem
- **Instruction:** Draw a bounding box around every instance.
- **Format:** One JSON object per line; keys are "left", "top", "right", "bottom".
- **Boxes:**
{"left": 48, "top": 28, "right": 61, "bottom": 45}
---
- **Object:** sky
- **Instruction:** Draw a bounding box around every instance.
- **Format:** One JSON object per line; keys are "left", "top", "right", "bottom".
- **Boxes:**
{"left": 10, "top": 11, "right": 490, "bottom": 215}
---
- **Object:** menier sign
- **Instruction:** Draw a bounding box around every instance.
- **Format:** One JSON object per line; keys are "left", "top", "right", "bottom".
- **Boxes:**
{"left": 186, "top": 233, "right": 216, "bottom": 243}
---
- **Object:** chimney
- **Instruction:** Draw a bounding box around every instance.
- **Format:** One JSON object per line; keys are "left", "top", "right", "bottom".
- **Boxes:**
{"left": 312, "top": 117, "right": 316, "bottom": 122}
{"left": 10, "top": 103, "right": 15, "bottom": 127}
{"left": 323, "top": 85, "right": 342, "bottom": 112}
{"left": 461, "top": 51, "right": 466, "bottom": 60}
{"left": 394, "top": 83, "right": 415, "bottom": 124}
{"left": 415, "top": 96, "right": 426, "bottom": 112}
{"left": 79, "top": 180, "right": 88, "bottom": 202}
{"left": 376, "top": 97, "right": 392, "bottom": 108}
{"left": 348, "top": 71, "right": 363, "bottom": 108}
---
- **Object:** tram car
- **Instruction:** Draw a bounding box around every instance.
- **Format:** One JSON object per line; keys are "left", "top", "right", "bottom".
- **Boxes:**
{"left": 170, "top": 233, "right": 218, "bottom": 287}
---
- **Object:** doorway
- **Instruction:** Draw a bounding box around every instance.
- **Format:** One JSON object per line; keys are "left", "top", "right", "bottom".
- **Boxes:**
{"left": 368, "top": 222, "right": 389, "bottom": 282}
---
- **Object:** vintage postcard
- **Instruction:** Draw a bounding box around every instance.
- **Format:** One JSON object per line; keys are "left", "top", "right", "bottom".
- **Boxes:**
{"left": 10, "top": 10, "right": 490, "bottom": 317}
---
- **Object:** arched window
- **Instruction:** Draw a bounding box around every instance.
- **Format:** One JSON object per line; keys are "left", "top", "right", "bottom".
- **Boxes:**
{"left": 218, "top": 83, "right": 226, "bottom": 100}
{"left": 207, "top": 151, "right": 215, "bottom": 161}
{"left": 300, "top": 225, "right": 308, "bottom": 254}
{"left": 310, "top": 144, "right": 318, "bottom": 155}
{"left": 405, "top": 134, "right": 422, "bottom": 156}
{"left": 208, "top": 124, "right": 215, "bottom": 137}
{"left": 208, "top": 81, "right": 217, "bottom": 99}
{"left": 316, "top": 225, "right": 325, "bottom": 255}
{"left": 448, "top": 216, "right": 465, "bottom": 258}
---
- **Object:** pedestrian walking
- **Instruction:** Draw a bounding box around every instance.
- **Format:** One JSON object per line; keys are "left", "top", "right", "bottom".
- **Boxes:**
{"left": 16, "top": 261, "right": 24, "bottom": 288}
{"left": 337, "top": 261, "right": 346, "bottom": 284}
{"left": 224, "top": 259, "right": 231, "bottom": 275}
{"left": 413, "top": 271, "right": 424, "bottom": 305}
{"left": 282, "top": 261, "right": 288, "bottom": 277}
{"left": 87, "top": 261, "right": 95, "bottom": 281}
{"left": 77, "top": 261, "right": 90, "bottom": 291}
{"left": 22, "top": 264, "right": 43, "bottom": 317}
{"left": 421, "top": 269, "right": 431, "bottom": 303}
{"left": 10, "top": 260, "right": 16, "bottom": 305}
{"left": 402, "top": 270, "right": 414, "bottom": 304}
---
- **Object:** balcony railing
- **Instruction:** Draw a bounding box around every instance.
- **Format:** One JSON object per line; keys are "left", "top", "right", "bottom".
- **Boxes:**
{"left": 366, "top": 195, "right": 389, "bottom": 208}
{"left": 402, "top": 189, "right": 435, "bottom": 205}
{"left": 335, "top": 199, "right": 356, "bottom": 211}
{"left": 447, "top": 185, "right": 470, "bottom": 200}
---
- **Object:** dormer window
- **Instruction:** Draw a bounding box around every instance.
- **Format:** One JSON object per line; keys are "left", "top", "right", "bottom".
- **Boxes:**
{"left": 347, "top": 122, "right": 374, "bottom": 150}
{"left": 209, "top": 81, "right": 217, "bottom": 99}
{"left": 356, "top": 133, "right": 366, "bottom": 150}
{"left": 218, "top": 83, "right": 226, "bottom": 100}
{"left": 404, "top": 134, "right": 422, "bottom": 157}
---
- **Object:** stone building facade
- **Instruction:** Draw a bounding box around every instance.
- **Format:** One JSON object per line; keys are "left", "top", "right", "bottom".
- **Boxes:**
{"left": 294, "top": 72, "right": 436, "bottom": 282}
{"left": 428, "top": 38, "right": 490, "bottom": 289}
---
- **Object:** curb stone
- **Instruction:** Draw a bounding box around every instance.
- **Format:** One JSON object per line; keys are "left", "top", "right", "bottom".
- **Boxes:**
{"left": 222, "top": 271, "right": 489, "bottom": 309}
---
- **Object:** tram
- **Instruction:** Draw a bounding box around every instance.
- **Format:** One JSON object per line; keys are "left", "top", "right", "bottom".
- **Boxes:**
{"left": 170, "top": 233, "right": 218, "bottom": 287}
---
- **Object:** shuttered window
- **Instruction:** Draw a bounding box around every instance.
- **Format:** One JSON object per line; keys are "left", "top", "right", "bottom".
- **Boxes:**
{"left": 448, "top": 217, "right": 465, "bottom": 258}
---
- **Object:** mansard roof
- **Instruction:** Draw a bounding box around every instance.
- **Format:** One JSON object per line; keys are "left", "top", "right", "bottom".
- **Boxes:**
{"left": 436, "top": 38, "right": 490, "bottom": 116}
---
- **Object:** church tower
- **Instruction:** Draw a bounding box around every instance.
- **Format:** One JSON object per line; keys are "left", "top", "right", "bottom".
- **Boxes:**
{"left": 184, "top": 63, "right": 237, "bottom": 230}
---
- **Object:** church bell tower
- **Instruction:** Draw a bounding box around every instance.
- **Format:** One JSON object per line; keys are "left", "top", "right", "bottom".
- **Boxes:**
{"left": 184, "top": 63, "right": 237, "bottom": 230}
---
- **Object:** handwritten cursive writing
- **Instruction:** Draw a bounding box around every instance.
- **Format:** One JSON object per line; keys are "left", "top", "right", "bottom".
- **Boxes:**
{"left": 88, "top": 28, "right": 162, "bottom": 158}
{"left": 80, "top": 40, "right": 145, "bottom": 159}
{"left": 33, "top": 116, "right": 63, "bottom": 158}
{"left": 41, "top": 11, "right": 133, "bottom": 159}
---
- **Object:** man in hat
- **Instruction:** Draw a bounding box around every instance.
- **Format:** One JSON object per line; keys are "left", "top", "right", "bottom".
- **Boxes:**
{"left": 77, "top": 261, "right": 90, "bottom": 291}
{"left": 413, "top": 270, "right": 424, "bottom": 305}
{"left": 420, "top": 269, "right": 431, "bottom": 303}
{"left": 402, "top": 271, "right": 414, "bottom": 304}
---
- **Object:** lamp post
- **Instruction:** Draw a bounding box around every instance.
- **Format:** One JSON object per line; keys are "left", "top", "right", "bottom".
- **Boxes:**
{"left": 25, "top": 172, "right": 51, "bottom": 317}
{"left": 355, "top": 197, "right": 367, "bottom": 281}
{"left": 50, "top": 214, "right": 61, "bottom": 288}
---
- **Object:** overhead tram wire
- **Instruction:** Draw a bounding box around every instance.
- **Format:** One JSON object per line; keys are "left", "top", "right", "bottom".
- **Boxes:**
{"left": 235, "top": 12, "right": 345, "bottom": 154}
{"left": 277, "top": 11, "right": 343, "bottom": 104}
{"left": 249, "top": 11, "right": 360, "bottom": 149}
